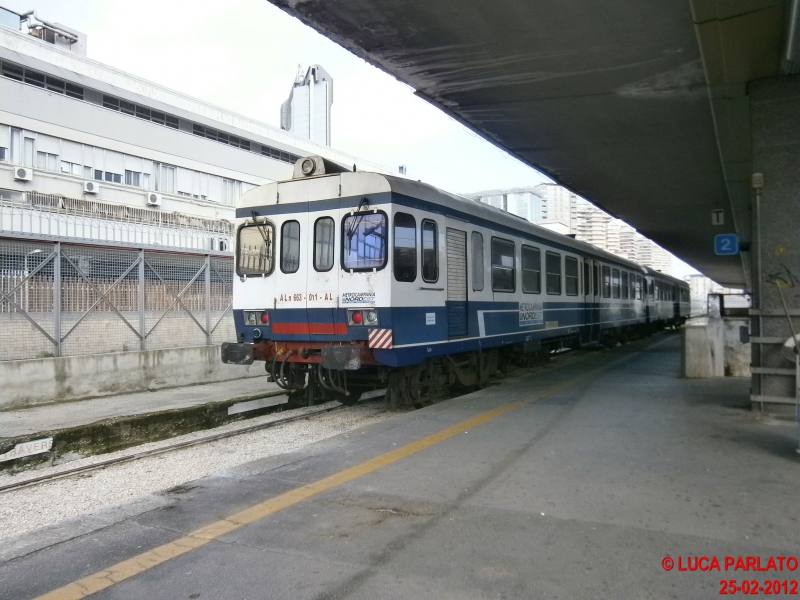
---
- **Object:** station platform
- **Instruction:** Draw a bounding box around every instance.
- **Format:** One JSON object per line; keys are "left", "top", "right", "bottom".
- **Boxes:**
{"left": 0, "top": 377, "right": 280, "bottom": 440}
{"left": 2, "top": 333, "right": 799, "bottom": 600}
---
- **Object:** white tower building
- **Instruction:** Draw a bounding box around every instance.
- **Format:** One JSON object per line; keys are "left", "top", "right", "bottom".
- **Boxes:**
{"left": 280, "top": 65, "right": 333, "bottom": 146}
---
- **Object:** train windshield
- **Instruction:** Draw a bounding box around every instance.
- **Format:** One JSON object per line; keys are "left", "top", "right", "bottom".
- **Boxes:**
{"left": 342, "top": 212, "right": 387, "bottom": 270}
{"left": 237, "top": 221, "right": 274, "bottom": 276}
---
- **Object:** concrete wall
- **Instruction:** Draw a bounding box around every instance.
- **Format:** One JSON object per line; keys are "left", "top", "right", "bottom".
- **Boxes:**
{"left": 723, "top": 318, "right": 751, "bottom": 377}
{"left": 750, "top": 74, "right": 800, "bottom": 408}
{"left": 683, "top": 318, "right": 724, "bottom": 378}
{"left": 0, "top": 345, "right": 265, "bottom": 411}
{"left": 683, "top": 317, "right": 751, "bottom": 378}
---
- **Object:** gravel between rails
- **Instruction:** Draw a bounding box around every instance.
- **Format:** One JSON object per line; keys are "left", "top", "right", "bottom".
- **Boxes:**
{"left": 0, "top": 401, "right": 396, "bottom": 541}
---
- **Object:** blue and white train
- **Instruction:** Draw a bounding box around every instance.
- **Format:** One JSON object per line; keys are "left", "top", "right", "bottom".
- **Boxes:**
{"left": 222, "top": 157, "right": 690, "bottom": 407}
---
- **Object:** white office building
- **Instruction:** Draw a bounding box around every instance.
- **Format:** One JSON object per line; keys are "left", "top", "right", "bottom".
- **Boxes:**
{"left": 280, "top": 65, "right": 333, "bottom": 147}
{"left": 0, "top": 6, "right": 387, "bottom": 364}
{"left": 0, "top": 8, "right": 380, "bottom": 248}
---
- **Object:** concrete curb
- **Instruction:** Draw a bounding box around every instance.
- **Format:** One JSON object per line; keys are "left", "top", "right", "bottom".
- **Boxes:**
{"left": 0, "top": 389, "right": 288, "bottom": 474}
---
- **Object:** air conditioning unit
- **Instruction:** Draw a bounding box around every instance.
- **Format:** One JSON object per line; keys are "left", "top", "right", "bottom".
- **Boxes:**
{"left": 146, "top": 192, "right": 162, "bottom": 207}
{"left": 83, "top": 180, "right": 99, "bottom": 194}
{"left": 14, "top": 167, "right": 33, "bottom": 182}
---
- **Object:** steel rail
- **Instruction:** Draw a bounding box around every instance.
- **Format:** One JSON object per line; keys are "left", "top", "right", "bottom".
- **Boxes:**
{"left": 0, "top": 401, "right": 353, "bottom": 494}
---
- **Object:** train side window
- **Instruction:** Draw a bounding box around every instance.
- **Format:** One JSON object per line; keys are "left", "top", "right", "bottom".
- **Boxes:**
{"left": 583, "top": 261, "right": 590, "bottom": 295}
{"left": 342, "top": 212, "right": 387, "bottom": 270}
{"left": 236, "top": 221, "right": 274, "bottom": 276}
{"left": 648, "top": 279, "right": 654, "bottom": 298}
{"left": 593, "top": 265, "right": 600, "bottom": 296}
{"left": 611, "top": 269, "right": 620, "bottom": 298}
{"left": 565, "top": 256, "right": 579, "bottom": 296}
{"left": 421, "top": 219, "right": 439, "bottom": 283}
{"left": 521, "top": 245, "right": 541, "bottom": 294}
{"left": 314, "top": 217, "right": 335, "bottom": 272}
{"left": 602, "top": 266, "right": 611, "bottom": 298}
{"left": 280, "top": 220, "right": 300, "bottom": 274}
{"left": 621, "top": 271, "right": 629, "bottom": 299}
{"left": 472, "top": 232, "right": 484, "bottom": 291}
{"left": 491, "top": 237, "right": 515, "bottom": 292}
{"left": 546, "top": 251, "right": 561, "bottom": 295}
{"left": 393, "top": 212, "right": 416, "bottom": 282}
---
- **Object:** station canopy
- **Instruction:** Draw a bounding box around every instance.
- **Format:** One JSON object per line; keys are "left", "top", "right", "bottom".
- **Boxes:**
{"left": 268, "top": 0, "right": 797, "bottom": 287}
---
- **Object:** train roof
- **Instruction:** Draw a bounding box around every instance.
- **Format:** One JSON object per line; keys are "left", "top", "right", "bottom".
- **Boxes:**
{"left": 240, "top": 171, "right": 684, "bottom": 285}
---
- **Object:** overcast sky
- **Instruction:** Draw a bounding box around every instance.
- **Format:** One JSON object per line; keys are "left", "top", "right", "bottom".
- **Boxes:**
{"left": 5, "top": 0, "right": 697, "bottom": 276}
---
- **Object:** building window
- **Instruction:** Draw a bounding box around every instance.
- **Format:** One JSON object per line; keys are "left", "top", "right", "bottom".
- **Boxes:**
{"left": 621, "top": 272, "right": 629, "bottom": 299}
{"left": 192, "top": 124, "right": 251, "bottom": 151}
{"left": 421, "top": 219, "right": 438, "bottom": 283}
{"left": 103, "top": 94, "right": 179, "bottom": 129}
{"left": 314, "top": 217, "right": 335, "bottom": 272}
{"left": 104, "top": 171, "right": 122, "bottom": 184}
{"left": 342, "top": 212, "right": 387, "bottom": 271}
{"left": 521, "top": 245, "right": 541, "bottom": 294}
{"left": 125, "top": 170, "right": 141, "bottom": 187}
{"left": 491, "top": 237, "right": 515, "bottom": 292}
{"left": 612, "top": 269, "right": 620, "bottom": 298}
{"left": 61, "top": 161, "right": 81, "bottom": 176}
{"left": 280, "top": 220, "right": 301, "bottom": 274}
{"left": 37, "top": 152, "right": 58, "bottom": 171}
{"left": 471, "top": 232, "right": 484, "bottom": 291}
{"left": 222, "top": 178, "right": 241, "bottom": 205}
{"left": 0, "top": 60, "right": 84, "bottom": 99}
{"left": 154, "top": 163, "right": 176, "bottom": 194}
{"left": 393, "top": 212, "right": 416, "bottom": 282}
{"left": 602, "top": 266, "right": 611, "bottom": 298}
{"left": 260, "top": 145, "right": 300, "bottom": 164}
{"left": 0, "top": 147, "right": 7, "bottom": 162}
{"left": 565, "top": 256, "right": 579, "bottom": 296}
{"left": 546, "top": 252, "right": 561, "bottom": 295}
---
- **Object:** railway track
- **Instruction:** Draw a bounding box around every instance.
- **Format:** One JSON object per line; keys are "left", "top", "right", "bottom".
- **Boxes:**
{"left": 0, "top": 401, "right": 356, "bottom": 494}
{"left": 0, "top": 347, "right": 594, "bottom": 495}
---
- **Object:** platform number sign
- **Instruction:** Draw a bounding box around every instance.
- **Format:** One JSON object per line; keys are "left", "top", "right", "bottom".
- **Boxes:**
{"left": 714, "top": 234, "right": 739, "bottom": 256}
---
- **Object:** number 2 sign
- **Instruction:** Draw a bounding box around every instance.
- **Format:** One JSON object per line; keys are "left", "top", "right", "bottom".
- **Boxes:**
{"left": 714, "top": 234, "right": 739, "bottom": 255}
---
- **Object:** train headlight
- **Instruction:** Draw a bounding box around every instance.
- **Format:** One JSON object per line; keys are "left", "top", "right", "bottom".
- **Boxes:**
{"left": 348, "top": 310, "right": 363, "bottom": 325}
{"left": 301, "top": 158, "right": 315, "bottom": 175}
{"left": 260, "top": 312, "right": 270, "bottom": 324}
{"left": 245, "top": 311, "right": 257, "bottom": 325}
{"left": 365, "top": 310, "right": 378, "bottom": 324}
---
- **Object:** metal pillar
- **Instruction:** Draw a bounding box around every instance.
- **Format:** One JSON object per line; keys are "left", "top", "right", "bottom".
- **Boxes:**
{"left": 53, "top": 242, "right": 61, "bottom": 357}
{"left": 139, "top": 249, "right": 146, "bottom": 351}
{"left": 204, "top": 255, "right": 211, "bottom": 345}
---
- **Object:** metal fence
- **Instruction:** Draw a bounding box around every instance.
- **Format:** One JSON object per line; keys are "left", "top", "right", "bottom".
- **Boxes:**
{"left": 0, "top": 237, "right": 235, "bottom": 361}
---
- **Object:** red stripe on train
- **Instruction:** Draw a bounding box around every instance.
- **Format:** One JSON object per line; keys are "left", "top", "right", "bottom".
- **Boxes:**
{"left": 271, "top": 323, "right": 348, "bottom": 335}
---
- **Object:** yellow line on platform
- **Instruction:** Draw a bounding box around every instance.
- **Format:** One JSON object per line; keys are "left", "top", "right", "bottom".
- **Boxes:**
{"left": 36, "top": 351, "right": 630, "bottom": 600}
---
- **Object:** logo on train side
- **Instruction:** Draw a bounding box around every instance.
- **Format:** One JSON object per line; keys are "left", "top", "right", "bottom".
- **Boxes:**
{"left": 519, "top": 302, "right": 544, "bottom": 326}
{"left": 341, "top": 292, "right": 376, "bottom": 305}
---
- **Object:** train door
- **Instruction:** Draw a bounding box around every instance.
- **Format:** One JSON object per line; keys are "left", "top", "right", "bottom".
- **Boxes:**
{"left": 672, "top": 284, "right": 680, "bottom": 320}
{"left": 446, "top": 227, "right": 468, "bottom": 338}
{"left": 273, "top": 180, "right": 310, "bottom": 331}
{"left": 304, "top": 177, "right": 341, "bottom": 337}
{"left": 584, "top": 259, "right": 600, "bottom": 343}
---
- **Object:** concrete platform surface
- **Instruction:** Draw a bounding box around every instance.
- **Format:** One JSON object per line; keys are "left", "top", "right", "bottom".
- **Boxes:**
{"left": 2, "top": 333, "right": 799, "bottom": 600}
{"left": 0, "top": 376, "right": 278, "bottom": 439}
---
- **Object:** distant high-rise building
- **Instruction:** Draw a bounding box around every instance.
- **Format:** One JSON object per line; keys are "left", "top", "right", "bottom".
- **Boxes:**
{"left": 462, "top": 187, "right": 543, "bottom": 223}
{"left": 533, "top": 183, "right": 574, "bottom": 226}
{"left": 465, "top": 185, "right": 674, "bottom": 275}
{"left": 280, "top": 65, "right": 333, "bottom": 146}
